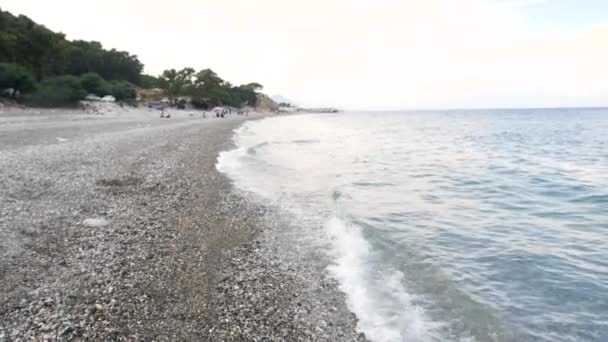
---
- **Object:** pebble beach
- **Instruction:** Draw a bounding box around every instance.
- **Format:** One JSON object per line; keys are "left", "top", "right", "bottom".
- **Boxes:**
{"left": 0, "top": 107, "right": 363, "bottom": 341}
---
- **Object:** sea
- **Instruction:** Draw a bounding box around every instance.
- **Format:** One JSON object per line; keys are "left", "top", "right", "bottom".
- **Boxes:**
{"left": 217, "top": 109, "right": 608, "bottom": 342}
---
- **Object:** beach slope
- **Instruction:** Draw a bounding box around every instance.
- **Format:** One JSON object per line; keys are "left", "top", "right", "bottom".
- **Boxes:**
{"left": 0, "top": 109, "right": 362, "bottom": 341}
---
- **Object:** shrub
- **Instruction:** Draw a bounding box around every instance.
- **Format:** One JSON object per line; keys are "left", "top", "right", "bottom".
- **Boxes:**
{"left": 0, "top": 63, "right": 36, "bottom": 98}
{"left": 140, "top": 74, "right": 163, "bottom": 89}
{"left": 30, "top": 75, "right": 86, "bottom": 107}
{"left": 80, "top": 72, "right": 110, "bottom": 96}
{"left": 191, "top": 97, "right": 210, "bottom": 109}
{"left": 110, "top": 81, "right": 136, "bottom": 101}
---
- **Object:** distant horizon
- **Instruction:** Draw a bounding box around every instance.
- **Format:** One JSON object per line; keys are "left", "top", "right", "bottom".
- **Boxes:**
{"left": 2, "top": 0, "right": 607, "bottom": 109}
{"left": 337, "top": 105, "right": 608, "bottom": 112}
{"left": 275, "top": 95, "right": 608, "bottom": 111}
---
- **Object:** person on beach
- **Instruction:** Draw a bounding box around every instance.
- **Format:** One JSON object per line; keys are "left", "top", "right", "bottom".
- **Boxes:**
{"left": 160, "top": 104, "right": 171, "bottom": 118}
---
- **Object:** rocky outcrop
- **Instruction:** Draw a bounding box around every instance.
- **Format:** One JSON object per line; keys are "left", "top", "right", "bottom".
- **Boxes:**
{"left": 256, "top": 93, "right": 278, "bottom": 112}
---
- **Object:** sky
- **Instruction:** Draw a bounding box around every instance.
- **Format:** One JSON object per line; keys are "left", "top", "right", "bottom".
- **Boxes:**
{"left": 2, "top": 0, "right": 608, "bottom": 109}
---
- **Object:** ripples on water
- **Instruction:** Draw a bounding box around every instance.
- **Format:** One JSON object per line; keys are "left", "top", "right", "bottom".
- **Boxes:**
{"left": 217, "top": 109, "right": 608, "bottom": 342}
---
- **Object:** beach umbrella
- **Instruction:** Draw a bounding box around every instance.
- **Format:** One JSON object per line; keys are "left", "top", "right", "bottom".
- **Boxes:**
{"left": 212, "top": 106, "right": 224, "bottom": 112}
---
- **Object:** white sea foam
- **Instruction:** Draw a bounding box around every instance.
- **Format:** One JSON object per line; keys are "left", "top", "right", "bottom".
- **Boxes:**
{"left": 217, "top": 146, "right": 277, "bottom": 199}
{"left": 216, "top": 146, "right": 247, "bottom": 176}
{"left": 325, "top": 216, "right": 439, "bottom": 342}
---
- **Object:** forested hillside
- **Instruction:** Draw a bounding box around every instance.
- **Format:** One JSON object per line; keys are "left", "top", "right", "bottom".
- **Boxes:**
{"left": 0, "top": 7, "right": 264, "bottom": 108}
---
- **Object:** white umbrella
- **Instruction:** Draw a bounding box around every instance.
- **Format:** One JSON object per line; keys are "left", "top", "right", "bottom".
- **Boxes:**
{"left": 212, "top": 106, "right": 224, "bottom": 112}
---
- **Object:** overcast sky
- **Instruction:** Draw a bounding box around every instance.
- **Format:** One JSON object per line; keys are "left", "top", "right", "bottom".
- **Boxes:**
{"left": 3, "top": 0, "right": 608, "bottom": 109}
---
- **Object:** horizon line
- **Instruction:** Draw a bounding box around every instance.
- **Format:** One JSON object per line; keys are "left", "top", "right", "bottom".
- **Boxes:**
{"left": 331, "top": 105, "right": 608, "bottom": 112}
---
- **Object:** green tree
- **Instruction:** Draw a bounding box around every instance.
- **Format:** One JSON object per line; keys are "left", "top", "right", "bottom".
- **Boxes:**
{"left": 24, "top": 25, "right": 64, "bottom": 81}
{"left": 80, "top": 72, "right": 110, "bottom": 96}
{"left": 0, "top": 31, "right": 18, "bottom": 64}
{"left": 110, "top": 81, "right": 136, "bottom": 101}
{"left": 0, "top": 8, "right": 144, "bottom": 84}
{"left": 141, "top": 74, "right": 162, "bottom": 89}
{"left": 193, "top": 68, "right": 223, "bottom": 92}
{"left": 0, "top": 63, "right": 36, "bottom": 98}
{"left": 159, "top": 67, "right": 195, "bottom": 98}
{"left": 30, "top": 75, "right": 86, "bottom": 107}
{"left": 0, "top": 11, "right": 64, "bottom": 80}
{"left": 60, "top": 41, "right": 143, "bottom": 84}
{"left": 243, "top": 82, "right": 263, "bottom": 91}
{"left": 188, "top": 68, "right": 225, "bottom": 106}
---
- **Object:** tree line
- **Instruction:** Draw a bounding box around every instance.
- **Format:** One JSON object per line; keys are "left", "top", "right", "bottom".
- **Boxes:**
{"left": 0, "top": 7, "right": 263, "bottom": 108}
{"left": 144, "top": 68, "right": 262, "bottom": 109}
{"left": 0, "top": 8, "right": 142, "bottom": 106}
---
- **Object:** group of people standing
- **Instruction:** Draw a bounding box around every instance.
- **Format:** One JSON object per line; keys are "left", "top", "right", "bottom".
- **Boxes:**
{"left": 215, "top": 108, "right": 231, "bottom": 118}
{"left": 148, "top": 101, "right": 251, "bottom": 119}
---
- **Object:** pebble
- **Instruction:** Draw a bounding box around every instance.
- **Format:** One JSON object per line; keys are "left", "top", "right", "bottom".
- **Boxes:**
{"left": 82, "top": 217, "right": 110, "bottom": 227}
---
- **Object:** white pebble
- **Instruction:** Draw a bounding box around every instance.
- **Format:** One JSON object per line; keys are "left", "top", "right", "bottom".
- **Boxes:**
{"left": 82, "top": 218, "right": 110, "bottom": 227}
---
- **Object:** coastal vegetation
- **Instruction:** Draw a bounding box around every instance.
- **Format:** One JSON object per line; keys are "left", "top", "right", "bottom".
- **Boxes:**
{"left": 0, "top": 7, "right": 263, "bottom": 108}
{"left": 0, "top": 63, "right": 35, "bottom": 98}
{"left": 142, "top": 68, "right": 262, "bottom": 109}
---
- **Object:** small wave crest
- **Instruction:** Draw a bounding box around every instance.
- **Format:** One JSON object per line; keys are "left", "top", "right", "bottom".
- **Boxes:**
{"left": 244, "top": 140, "right": 318, "bottom": 155}
{"left": 291, "top": 139, "right": 320, "bottom": 144}
{"left": 325, "top": 216, "right": 440, "bottom": 342}
{"left": 571, "top": 194, "right": 608, "bottom": 204}
{"left": 247, "top": 141, "right": 269, "bottom": 155}
{"left": 217, "top": 146, "right": 247, "bottom": 175}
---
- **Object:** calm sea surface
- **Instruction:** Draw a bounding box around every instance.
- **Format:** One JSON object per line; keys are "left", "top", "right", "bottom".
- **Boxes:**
{"left": 217, "top": 109, "right": 608, "bottom": 342}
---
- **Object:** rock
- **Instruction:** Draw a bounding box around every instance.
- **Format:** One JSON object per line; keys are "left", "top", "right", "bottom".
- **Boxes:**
{"left": 82, "top": 218, "right": 110, "bottom": 227}
{"left": 61, "top": 326, "right": 74, "bottom": 336}
{"left": 87, "top": 305, "right": 97, "bottom": 316}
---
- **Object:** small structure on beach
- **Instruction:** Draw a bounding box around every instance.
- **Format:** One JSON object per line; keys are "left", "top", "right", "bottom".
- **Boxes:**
{"left": 137, "top": 88, "right": 166, "bottom": 103}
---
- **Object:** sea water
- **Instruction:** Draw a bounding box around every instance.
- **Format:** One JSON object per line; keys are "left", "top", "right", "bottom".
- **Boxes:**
{"left": 217, "top": 109, "right": 608, "bottom": 342}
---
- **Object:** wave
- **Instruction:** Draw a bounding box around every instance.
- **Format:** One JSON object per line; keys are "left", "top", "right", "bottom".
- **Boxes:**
{"left": 570, "top": 194, "right": 608, "bottom": 204}
{"left": 291, "top": 139, "right": 320, "bottom": 144}
{"left": 219, "top": 142, "right": 441, "bottom": 341}
{"left": 244, "top": 139, "right": 319, "bottom": 155}
{"left": 352, "top": 181, "right": 396, "bottom": 187}
{"left": 247, "top": 141, "right": 269, "bottom": 155}
{"left": 325, "top": 216, "right": 440, "bottom": 342}
{"left": 217, "top": 146, "right": 247, "bottom": 175}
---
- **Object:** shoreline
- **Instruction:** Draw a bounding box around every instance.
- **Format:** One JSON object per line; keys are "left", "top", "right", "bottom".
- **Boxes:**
{"left": 204, "top": 191, "right": 366, "bottom": 341}
{"left": 0, "top": 107, "right": 363, "bottom": 340}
